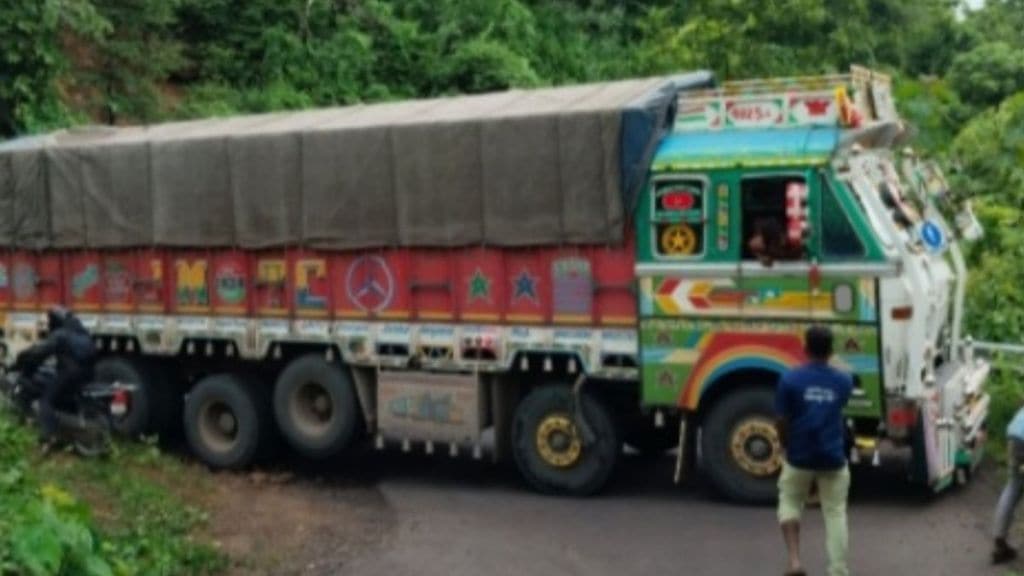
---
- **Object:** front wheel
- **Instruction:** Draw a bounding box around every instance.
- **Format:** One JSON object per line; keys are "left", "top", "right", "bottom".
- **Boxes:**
{"left": 701, "top": 388, "right": 783, "bottom": 504}
{"left": 511, "top": 386, "right": 619, "bottom": 496}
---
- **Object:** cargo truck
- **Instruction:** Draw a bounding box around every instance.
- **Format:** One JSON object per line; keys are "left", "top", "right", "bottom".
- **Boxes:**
{"left": 0, "top": 67, "right": 990, "bottom": 502}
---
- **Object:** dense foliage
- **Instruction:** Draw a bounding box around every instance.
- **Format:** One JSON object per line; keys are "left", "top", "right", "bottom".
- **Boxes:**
{"left": 0, "top": 411, "right": 224, "bottom": 576}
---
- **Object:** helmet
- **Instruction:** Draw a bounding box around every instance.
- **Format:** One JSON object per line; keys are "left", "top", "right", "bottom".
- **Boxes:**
{"left": 46, "top": 306, "right": 69, "bottom": 332}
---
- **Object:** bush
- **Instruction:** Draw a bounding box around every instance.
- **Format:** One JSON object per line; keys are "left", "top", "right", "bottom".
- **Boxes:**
{"left": 0, "top": 411, "right": 225, "bottom": 576}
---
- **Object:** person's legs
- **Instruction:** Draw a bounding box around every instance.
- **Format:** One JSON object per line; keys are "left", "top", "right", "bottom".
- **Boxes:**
{"left": 37, "top": 371, "right": 65, "bottom": 445}
{"left": 993, "top": 438, "right": 1024, "bottom": 563}
{"left": 778, "top": 462, "right": 813, "bottom": 574}
{"left": 817, "top": 465, "right": 851, "bottom": 576}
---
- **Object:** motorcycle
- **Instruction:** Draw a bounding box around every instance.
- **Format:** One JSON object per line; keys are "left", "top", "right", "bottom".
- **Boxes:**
{"left": 0, "top": 363, "right": 136, "bottom": 457}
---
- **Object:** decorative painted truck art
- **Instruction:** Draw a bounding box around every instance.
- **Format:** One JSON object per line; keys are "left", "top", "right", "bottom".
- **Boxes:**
{"left": 640, "top": 320, "right": 882, "bottom": 418}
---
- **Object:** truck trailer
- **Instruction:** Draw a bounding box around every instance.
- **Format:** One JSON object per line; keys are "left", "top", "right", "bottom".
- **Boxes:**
{"left": 0, "top": 67, "right": 990, "bottom": 502}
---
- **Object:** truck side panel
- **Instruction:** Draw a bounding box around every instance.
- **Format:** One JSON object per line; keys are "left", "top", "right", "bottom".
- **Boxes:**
{"left": 4, "top": 243, "right": 639, "bottom": 372}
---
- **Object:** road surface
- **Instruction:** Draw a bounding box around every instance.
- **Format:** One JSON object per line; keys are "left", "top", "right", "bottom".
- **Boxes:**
{"left": 285, "top": 451, "right": 1013, "bottom": 576}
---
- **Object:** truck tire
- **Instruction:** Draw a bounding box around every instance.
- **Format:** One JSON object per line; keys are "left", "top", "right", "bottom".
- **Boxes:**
{"left": 273, "top": 355, "right": 359, "bottom": 459}
{"left": 512, "top": 386, "right": 619, "bottom": 496}
{"left": 94, "top": 357, "right": 176, "bottom": 438}
{"left": 184, "top": 374, "right": 265, "bottom": 469}
{"left": 701, "top": 387, "right": 782, "bottom": 504}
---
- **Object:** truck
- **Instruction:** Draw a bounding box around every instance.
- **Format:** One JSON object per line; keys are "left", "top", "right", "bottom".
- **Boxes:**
{"left": 0, "top": 66, "right": 991, "bottom": 503}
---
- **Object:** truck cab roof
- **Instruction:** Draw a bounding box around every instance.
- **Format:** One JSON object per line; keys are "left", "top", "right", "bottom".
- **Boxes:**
{"left": 652, "top": 126, "right": 841, "bottom": 172}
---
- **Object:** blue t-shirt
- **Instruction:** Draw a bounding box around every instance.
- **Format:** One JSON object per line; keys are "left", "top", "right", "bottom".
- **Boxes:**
{"left": 1007, "top": 407, "right": 1024, "bottom": 440}
{"left": 775, "top": 362, "right": 854, "bottom": 470}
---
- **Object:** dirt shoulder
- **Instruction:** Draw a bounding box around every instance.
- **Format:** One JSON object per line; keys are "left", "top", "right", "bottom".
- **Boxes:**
{"left": 152, "top": 461, "right": 394, "bottom": 576}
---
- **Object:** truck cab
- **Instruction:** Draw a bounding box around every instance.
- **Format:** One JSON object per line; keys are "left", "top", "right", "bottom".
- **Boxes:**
{"left": 635, "top": 67, "right": 990, "bottom": 502}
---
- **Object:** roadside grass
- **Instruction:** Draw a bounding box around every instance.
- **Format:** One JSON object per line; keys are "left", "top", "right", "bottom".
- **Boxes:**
{"left": 0, "top": 410, "right": 226, "bottom": 576}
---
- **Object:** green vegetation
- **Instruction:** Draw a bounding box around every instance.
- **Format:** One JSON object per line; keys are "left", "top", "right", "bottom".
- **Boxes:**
{"left": 0, "top": 411, "right": 224, "bottom": 576}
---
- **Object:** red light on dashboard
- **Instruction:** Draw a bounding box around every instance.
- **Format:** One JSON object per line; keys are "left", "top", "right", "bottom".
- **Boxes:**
{"left": 662, "top": 191, "right": 695, "bottom": 211}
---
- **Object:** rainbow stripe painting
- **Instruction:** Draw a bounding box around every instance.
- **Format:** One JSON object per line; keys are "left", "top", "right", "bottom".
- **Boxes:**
{"left": 640, "top": 318, "right": 883, "bottom": 418}
{"left": 679, "top": 332, "right": 805, "bottom": 409}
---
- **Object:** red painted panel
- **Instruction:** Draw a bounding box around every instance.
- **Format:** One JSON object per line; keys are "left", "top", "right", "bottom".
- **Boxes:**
{"left": 135, "top": 250, "right": 167, "bottom": 313}
{"left": 66, "top": 252, "right": 102, "bottom": 312}
{"left": 292, "top": 251, "right": 330, "bottom": 318}
{"left": 11, "top": 252, "right": 39, "bottom": 311}
{"left": 548, "top": 248, "right": 594, "bottom": 325}
{"left": 457, "top": 248, "right": 504, "bottom": 323}
{"left": 591, "top": 241, "right": 637, "bottom": 326}
{"left": 252, "top": 252, "right": 289, "bottom": 317}
{"left": 411, "top": 250, "right": 454, "bottom": 322}
{"left": 103, "top": 252, "right": 135, "bottom": 313}
{"left": 212, "top": 251, "right": 249, "bottom": 316}
{"left": 0, "top": 252, "right": 11, "bottom": 312}
{"left": 333, "top": 250, "right": 411, "bottom": 321}
{"left": 37, "top": 254, "right": 62, "bottom": 310}
{"left": 504, "top": 249, "right": 548, "bottom": 324}
{"left": 171, "top": 251, "right": 211, "bottom": 314}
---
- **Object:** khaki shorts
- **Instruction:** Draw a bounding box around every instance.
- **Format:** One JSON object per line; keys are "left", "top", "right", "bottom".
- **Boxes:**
{"left": 777, "top": 461, "right": 850, "bottom": 523}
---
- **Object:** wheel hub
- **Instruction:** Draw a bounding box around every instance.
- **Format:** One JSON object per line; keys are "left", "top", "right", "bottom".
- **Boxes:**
{"left": 218, "top": 412, "right": 237, "bottom": 434}
{"left": 291, "top": 382, "right": 334, "bottom": 437}
{"left": 199, "top": 400, "right": 239, "bottom": 454}
{"left": 536, "top": 414, "right": 583, "bottom": 468}
{"left": 730, "top": 418, "right": 782, "bottom": 477}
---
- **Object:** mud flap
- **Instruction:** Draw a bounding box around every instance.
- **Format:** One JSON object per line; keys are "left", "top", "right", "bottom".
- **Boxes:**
{"left": 569, "top": 374, "right": 597, "bottom": 446}
{"left": 673, "top": 415, "right": 687, "bottom": 484}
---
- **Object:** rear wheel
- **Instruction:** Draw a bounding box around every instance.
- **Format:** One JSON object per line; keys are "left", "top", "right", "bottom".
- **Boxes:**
{"left": 701, "top": 388, "right": 782, "bottom": 504}
{"left": 72, "top": 403, "right": 112, "bottom": 458}
{"left": 184, "top": 374, "right": 266, "bottom": 469}
{"left": 511, "top": 386, "right": 619, "bottom": 496}
{"left": 273, "top": 355, "right": 359, "bottom": 459}
{"left": 95, "top": 357, "right": 177, "bottom": 438}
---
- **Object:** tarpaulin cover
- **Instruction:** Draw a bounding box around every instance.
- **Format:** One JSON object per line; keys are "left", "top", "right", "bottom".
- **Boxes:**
{"left": 0, "top": 72, "right": 713, "bottom": 249}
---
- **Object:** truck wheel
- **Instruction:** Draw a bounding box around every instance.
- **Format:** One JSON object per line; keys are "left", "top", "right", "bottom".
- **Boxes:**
{"left": 701, "top": 388, "right": 782, "bottom": 504}
{"left": 273, "top": 355, "right": 359, "bottom": 459}
{"left": 512, "top": 386, "right": 619, "bottom": 496}
{"left": 184, "top": 374, "right": 265, "bottom": 469}
{"left": 94, "top": 357, "right": 176, "bottom": 438}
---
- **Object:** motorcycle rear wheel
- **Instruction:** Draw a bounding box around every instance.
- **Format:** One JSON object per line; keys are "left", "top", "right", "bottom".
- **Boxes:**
{"left": 72, "top": 405, "right": 112, "bottom": 458}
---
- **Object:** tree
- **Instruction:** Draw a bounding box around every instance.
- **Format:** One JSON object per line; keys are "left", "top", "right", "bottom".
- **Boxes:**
{"left": 72, "top": 0, "right": 183, "bottom": 124}
{"left": 948, "top": 42, "right": 1024, "bottom": 110}
{"left": 0, "top": 0, "right": 106, "bottom": 136}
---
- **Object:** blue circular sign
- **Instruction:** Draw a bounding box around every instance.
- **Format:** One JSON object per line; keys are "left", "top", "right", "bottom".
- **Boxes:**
{"left": 920, "top": 220, "right": 945, "bottom": 252}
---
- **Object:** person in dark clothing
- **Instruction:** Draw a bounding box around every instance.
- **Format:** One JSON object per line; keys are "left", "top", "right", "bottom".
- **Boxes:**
{"left": 15, "top": 307, "right": 97, "bottom": 448}
{"left": 775, "top": 325, "right": 854, "bottom": 576}
{"left": 747, "top": 217, "right": 803, "bottom": 266}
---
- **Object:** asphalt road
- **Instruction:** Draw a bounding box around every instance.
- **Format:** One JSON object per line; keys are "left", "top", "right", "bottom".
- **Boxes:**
{"left": 328, "top": 452, "right": 1012, "bottom": 576}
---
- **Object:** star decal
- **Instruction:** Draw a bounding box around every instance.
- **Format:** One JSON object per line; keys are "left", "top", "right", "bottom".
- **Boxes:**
{"left": 512, "top": 270, "right": 538, "bottom": 304}
{"left": 468, "top": 268, "right": 491, "bottom": 302}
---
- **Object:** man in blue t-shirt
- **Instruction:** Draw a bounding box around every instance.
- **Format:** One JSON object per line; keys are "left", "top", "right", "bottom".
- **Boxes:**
{"left": 775, "top": 325, "right": 854, "bottom": 576}
{"left": 991, "top": 405, "right": 1024, "bottom": 564}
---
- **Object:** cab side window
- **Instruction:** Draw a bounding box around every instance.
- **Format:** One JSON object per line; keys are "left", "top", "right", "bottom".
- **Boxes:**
{"left": 652, "top": 179, "right": 705, "bottom": 259}
{"left": 741, "top": 175, "right": 806, "bottom": 264}
{"left": 820, "top": 176, "right": 866, "bottom": 259}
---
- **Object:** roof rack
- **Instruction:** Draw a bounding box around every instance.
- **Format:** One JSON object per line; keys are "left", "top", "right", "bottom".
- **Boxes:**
{"left": 675, "top": 66, "right": 899, "bottom": 132}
